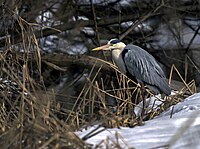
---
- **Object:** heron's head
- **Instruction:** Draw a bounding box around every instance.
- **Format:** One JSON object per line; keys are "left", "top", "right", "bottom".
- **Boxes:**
{"left": 92, "top": 39, "right": 126, "bottom": 51}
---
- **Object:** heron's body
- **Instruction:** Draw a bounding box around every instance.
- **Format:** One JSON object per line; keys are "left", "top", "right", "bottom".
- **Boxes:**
{"left": 92, "top": 39, "right": 171, "bottom": 95}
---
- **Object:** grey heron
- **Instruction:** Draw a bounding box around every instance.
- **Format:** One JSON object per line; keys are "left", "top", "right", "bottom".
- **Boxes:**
{"left": 92, "top": 39, "right": 171, "bottom": 96}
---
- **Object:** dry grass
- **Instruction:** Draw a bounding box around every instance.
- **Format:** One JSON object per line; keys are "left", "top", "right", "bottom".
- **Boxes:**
{"left": 65, "top": 58, "right": 196, "bottom": 129}
{"left": 0, "top": 11, "right": 197, "bottom": 149}
{"left": 0, "top": 16, "right": 91, "bottom": 148}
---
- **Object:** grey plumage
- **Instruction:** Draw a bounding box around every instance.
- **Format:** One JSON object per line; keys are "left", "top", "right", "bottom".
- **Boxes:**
{"left": 122, "top": 44, "right": 171, "bottom": 95}
{"left": 92, "top": 39, "right": 171, "bottom": 95}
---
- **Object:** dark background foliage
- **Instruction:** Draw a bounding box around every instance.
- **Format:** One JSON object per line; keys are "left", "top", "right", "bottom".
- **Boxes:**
{"left": 1, "top": 0, "right": 200, "bottom": 87}
{"left": 0, "top": 1, "right": 199, "bottom": 148}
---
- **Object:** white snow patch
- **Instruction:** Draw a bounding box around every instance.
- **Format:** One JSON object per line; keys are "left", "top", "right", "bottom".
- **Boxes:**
{"left": 76, "top": 92, "right": 200, "bottom": 148}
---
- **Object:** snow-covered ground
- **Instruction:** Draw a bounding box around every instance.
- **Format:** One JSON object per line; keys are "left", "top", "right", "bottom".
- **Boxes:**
{"left": 76, "top": 93, "right": 200, "bottom": 148}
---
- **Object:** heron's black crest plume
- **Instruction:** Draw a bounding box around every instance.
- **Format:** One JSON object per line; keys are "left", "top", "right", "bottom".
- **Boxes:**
{"left": 109, "top": 39, "right": 121, "bottom": 44}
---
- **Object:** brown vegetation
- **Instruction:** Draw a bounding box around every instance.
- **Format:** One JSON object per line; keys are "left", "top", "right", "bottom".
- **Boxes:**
{"left": 0, "top": 0, "right": 200, "bottom": 148}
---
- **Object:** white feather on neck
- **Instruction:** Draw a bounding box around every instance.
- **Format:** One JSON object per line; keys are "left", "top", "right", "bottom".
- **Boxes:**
{"left": 111, "top": 42, "right": 127, "bottom": 74}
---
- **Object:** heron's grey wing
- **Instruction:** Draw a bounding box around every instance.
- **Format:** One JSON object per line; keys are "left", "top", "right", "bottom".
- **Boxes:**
{"left": 122, "top": 44, "right": 170, "bottom": 95}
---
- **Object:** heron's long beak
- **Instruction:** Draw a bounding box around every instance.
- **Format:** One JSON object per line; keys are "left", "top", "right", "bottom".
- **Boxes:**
{"left": 92, "top": 44, "right": 110, "bottom": 51}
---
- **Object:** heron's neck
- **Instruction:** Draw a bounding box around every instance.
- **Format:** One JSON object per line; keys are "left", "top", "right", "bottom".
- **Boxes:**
{"left": 111, "top": 42, "right": 126, "bottom": 63}
{"left": 111, "top": 48, "right": 127, "bottom": 74}
{"left": 118, "top": 43, "right": 126, "bottom": 52}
